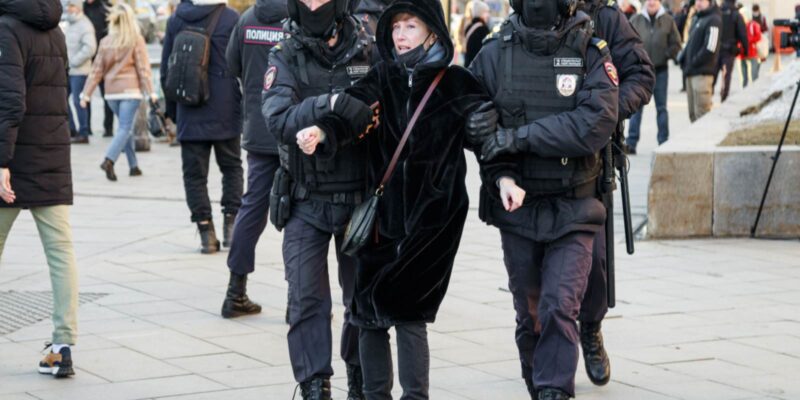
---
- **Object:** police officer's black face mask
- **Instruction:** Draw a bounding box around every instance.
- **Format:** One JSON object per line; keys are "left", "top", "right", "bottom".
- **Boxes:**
{"left": 522, "top": 0, "right": 560, "bottom": 29}
{"left": 297, "top": 0, "right": 337, "bottom": 38}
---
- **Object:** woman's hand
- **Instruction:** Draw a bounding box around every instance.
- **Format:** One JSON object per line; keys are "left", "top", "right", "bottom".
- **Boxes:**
{"left": 150, "top": 93, "right": 159, "bottom": 104}
{"left": 79, "top": 95, "right": 89, "bottom": 109}
{"left": 296, "top": 126, "right": 326, "bottom": 155}
{"left": 498, "top": 177, "right": 525, "bottom": 212}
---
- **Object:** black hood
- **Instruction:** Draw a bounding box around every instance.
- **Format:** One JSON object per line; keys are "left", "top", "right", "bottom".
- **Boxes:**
{"left": 176, "top": 1, "right": 224, "bottom": 22}
{"left": 355, "top": 0, "right": 393, "bottom": 15}
{"left": 255, "top": 0, "right": 289, "bottom": 23}
{"left": 375, "top": 0, "right": 452, "bottom": 68}
{"left": 0, "top": 0, "right": 62, "bottom": 31}
{"left": 509, "top": 10, "right": 590, "bottom": 54}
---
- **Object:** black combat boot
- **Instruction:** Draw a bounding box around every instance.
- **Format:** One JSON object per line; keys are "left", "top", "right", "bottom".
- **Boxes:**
{"left": 299, "top": 377, "right": 331, "bottom": 400}
{"left": 580, "top": 321, "right": 611, "bottom": 386}
{"left": 346, "top": 364, "right": 365, "bottom": 400}
{"left": 524, "top": 377, "right": 537, "bottom": 399}
{"left": 537, "top": 387, "right": 571, "bottom": 400}
{"left": 222, "top": 213, "right": 236, "bottom": 248}
{"left": 198, "top": 221, "right": 220, "bottom": 254}
{"left": 221, "top": 272, "right": 262, "bottom": 318}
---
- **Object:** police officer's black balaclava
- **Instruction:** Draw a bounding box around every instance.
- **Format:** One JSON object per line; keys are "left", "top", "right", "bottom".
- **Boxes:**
{"left": 290, "top": 0, "right": 342, "bottom": 39}
{"left": 522, "top": 0, "right": 560, "bottom": 29}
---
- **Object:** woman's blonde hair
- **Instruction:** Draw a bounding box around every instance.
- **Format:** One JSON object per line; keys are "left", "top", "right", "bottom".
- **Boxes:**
{"left": 107, "top": 2, "right": 141, "bottom": 49}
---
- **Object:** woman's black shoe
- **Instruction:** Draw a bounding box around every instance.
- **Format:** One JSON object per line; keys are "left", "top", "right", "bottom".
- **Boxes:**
{"left": 100, "top": 159, "right": 117, "bottom": 181}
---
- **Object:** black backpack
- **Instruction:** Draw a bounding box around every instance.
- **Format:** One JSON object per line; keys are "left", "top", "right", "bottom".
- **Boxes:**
{"left": 164, "top": 5, "right": 224, "bottom": 106}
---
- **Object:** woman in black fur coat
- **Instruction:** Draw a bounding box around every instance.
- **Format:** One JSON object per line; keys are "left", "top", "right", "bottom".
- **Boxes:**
{"left": 296, "top": 0, "right": 489, "bottom": 396}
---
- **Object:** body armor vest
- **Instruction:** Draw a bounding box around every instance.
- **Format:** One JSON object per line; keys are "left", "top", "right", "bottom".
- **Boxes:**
{"left": 494, "top": 21, "right": 601, "bottom": 196}
{"left": 278, "top": 27, "right": 373, "bottom": 196}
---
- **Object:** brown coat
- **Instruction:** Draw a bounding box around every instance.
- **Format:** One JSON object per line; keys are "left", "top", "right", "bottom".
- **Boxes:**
{"left": 83, "top": 35, "right": 154, "bottom": 99}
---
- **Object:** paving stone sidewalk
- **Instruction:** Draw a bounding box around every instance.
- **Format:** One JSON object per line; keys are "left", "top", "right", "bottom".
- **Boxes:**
{"left": 2, "top": 60, "right": 799, "bottom": 400}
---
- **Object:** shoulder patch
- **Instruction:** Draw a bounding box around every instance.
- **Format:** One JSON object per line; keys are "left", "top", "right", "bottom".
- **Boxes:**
{"left": 590, "top": 38, "right": 608, "bottom": 50}
{"left": 264, "top": 66, "right": 277, "bottom": 90}
{"left": 604, "top": 61, "right": 619, "bottom": 86}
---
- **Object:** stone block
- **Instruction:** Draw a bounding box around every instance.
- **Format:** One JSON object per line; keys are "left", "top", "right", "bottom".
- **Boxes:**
{"left": 713, "top": 147, "right": 800, "bottom": 237}
{"left": 648, "top": 152, "right": 714, "bottom": 238}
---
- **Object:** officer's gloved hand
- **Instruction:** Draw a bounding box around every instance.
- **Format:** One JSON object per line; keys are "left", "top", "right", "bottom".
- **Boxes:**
{"left": 481, "top": 127, "right": 521, "bottom": 161}
{"left": 466, "top": 102, "right": 499, "bottom": 145}
{"left": 332, "top": 93, "right": 374, "bottom": 133}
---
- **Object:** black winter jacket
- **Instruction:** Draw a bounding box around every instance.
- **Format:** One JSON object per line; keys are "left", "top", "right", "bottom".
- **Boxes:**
{"left": 226, "top": 0, "right": 286, "bottom": 155}
{"left": 719, "top": 0, "right": 748, "bottom": 56}
{"left": 680, "top": 4, "right": 722, "bottom": 77}
{"left": 161, "top": 1, "right": 242, "bottom": 142}
{"left": 83, "top": 0, "right": 110, "bottom": 45}
{"left": 0, "top": 0, "right": 72, "bottom": 208}
{"left": 581, "top": 0, "right": 655, "bottom": 119}
{"left": 315, "top": 0, "right": 489, "bottom": 327}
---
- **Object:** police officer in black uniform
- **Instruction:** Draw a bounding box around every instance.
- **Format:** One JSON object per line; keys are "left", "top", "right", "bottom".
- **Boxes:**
{"left": 260, "top": 0, "right": 377, "bottom": 398}
{"left": 467, "top": 0, "right": 619, "bottom": 398}
{"left": 575, "top": 0, "right": 654, "bottom": 387}
{"left": 220, "top": 0, "right": 287, "bottom": 319}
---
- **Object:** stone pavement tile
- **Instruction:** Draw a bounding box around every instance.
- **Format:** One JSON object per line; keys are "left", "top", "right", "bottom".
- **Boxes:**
{"left": 103, "top": 329, "right": 226, "bottom": 360}
{"left": 646, "top": 380, "right": 761, "bottom": 400}
{"left": 29, "top": 374, "right": 226, "bottom": 400}
{"left": 722, "top": 373, "right": 800, "bottom": 400}
{"left": 609, "top": 357, "right": 697, "bottom": 386}
{"left": 118, "top": 280, "right": 221, "bottom": 301}
{"left": 106, "top": 300, "right": 197, "bottom": 317}
{"left": 77, "top": 303, "right": 131, "bottom": 322}
{"left": 574, "top": 384, "right": 678, "bottom": 400}
{"left": 426, "top": 330, "right": 482, "bottom": 350}
{"left": 207, "top": 332, "right": 290, "bottom": 367}
{"left": 154, "top": 385, "right": 294, "bottom": 400}
{"left": 431, "top": 296, "right": 515, "bottom": 333}
{"left": 659, "top": 359, "right": 767, "bottom": 382}
{"left": 77, "top": 347, "right": 187, "bottom": 382}
{"left": 201, "top": 365, "right": 294, "bottom": 388}
{"left": 1, "top": 394, "right": 40, "bottom": 400}
{"left": 0, "top": 341, "right": 50, "bottom": 377}
{"left": 75, "top": 316, "right": 160, "bottom": 336}
{"left": 15, "top": 334, "right": 120, "bottom": 353}
{"left": 667, "top": 339, "right": 800, "bottom": 376}
{"left": 142, "top": 310, "right": 262, "bottom": 339}
{"left": 439, "top": 379, "right": 531, "bottom": 400}
{"left": 756, "top": 291, "right": 800, "bottom": 305}
{"left": 165, "top": 352, "right": 269, "bottom": 374}
{"left": 613, "top": 342, "right": 718, "bottom": 365}
{"left": 429, "top": 365, "right": 507, "bottom": 389}
{"left": 467, "top": 359, "right": 522, "bottom": 379}
{"left": 0, "top": 369, "right": 108, "bottom": 395}
{"left": 733, "top": 335, "right": 800, "bottom": 358}
{"left": 431, "top": 345, "right": 517, "bottom": 366}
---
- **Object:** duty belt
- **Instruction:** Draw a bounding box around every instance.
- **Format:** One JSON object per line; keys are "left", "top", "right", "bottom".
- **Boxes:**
{"left": 523, "top": 178, "right": 598, "bottom": 204}
{"left": 291, "top": 182, "right": 364, "bottom": 205}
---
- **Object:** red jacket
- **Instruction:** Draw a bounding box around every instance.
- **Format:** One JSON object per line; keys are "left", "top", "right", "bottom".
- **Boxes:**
{"left": 739, "top": 20, "right": 762, "bottom": 59}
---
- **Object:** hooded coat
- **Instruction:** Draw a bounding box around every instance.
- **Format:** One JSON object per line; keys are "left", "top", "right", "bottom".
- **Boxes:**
{"left": 161, "top": 0, "right": 242, "bottom": 142}
{"left": 0, "top": 0, "right": 73, "bottom": 208}
{"left": 316, "top": 0, "right": 490, "bottom": 328}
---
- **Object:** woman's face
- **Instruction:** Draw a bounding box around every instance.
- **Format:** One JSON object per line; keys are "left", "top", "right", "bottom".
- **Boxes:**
{"left": 392, "top": 15, "right": 434, "bottom": 55}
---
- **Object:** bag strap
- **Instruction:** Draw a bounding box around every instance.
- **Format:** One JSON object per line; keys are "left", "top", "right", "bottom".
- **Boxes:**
{"left": 205, "top": 5, "right": 225, "bottom": 36}
{"left": 376, "top": 69, "right": 446, "bottom": 194}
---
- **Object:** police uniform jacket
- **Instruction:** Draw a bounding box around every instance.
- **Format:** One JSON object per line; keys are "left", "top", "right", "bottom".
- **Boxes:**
{"left": 226, "top": 0, "right": 287, "bottom": 155}
{"left": 469, "top": 12, "right": 619, "bottom": 242}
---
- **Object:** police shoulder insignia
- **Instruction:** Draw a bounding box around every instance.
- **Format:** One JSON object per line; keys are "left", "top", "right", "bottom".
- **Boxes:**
{"left": 264, "top": 66, "right": 277, "bottom": 90}
{"left": 604, "top": 61, "right": 619, "bottom": 87}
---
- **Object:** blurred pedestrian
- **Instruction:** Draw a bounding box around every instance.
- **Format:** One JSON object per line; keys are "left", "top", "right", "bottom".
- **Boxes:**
{"left": 627, "top": 0, "right": 682, "bottom": 151}
{"left": 739, "top": 10, "right": 762, "bottom": 87}
{"left": 220, "top": 0, "right": 286, "bottom": 318}
{"left": 679, "top": 0, "right": 721, "bottom": 122}
{"left": 0, "top": 0, "right": 79, "bottom": 378}
{"left": 751, "top": 4, "right": 767, "bottom": 34}
{"left": 715, "top": 0, "right": 747, "bottom": 102}
{"left": 84, "top": 0, "right": 115, "bottom": 137}
{"left": 81, "top": 2, "right": 157, "bottom": 180}
{"left": 161, "top": 0, "right": 243, "bottom": 254}
{"left": 64, "top": 0, "right": 96, "bottom": 144}
{"left": 463, "top": 0, "right": 490, "bottom": 66}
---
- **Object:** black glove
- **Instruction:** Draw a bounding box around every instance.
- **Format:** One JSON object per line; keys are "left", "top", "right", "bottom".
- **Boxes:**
{"left": 333, "top": 93, "right": 373, "bottom": 133}
{"left": 466, "top": 102, "right": 499, "bottom": 145}
{"left": 481, "top": 127, "right": 521, "bottom": 161}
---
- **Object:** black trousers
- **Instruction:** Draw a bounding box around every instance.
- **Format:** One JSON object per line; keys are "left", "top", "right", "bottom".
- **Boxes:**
{"left": 283, "top": 216, "right": 360, "bottom": 383}
{"left": 579, "top": 228, "right": 607, "bottom": 323}
{"left": 227, "top": 152, "right": 280, "bottom": 274}
{"left": 99, "top": 81, "right": 114, "bottom": 134}
{"left": 715, "top": 52, "right": 737, "bottom": 103}
{"left": 360, "top": 323, "right": 429, "bottom": 400}
{"left": 180, "top": 137, "right": 243, "bottom": 223}
{"left": 501, "top": 230, "right": 594, "bottom": 396}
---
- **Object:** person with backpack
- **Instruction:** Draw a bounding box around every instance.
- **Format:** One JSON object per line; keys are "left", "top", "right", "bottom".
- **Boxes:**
{"left": 715, "top": 0, "right": 747, "bottom": 102}
{"left": 219, "top": 0, "right": 287, "bottom": 319}
{"left": 0, "top": 0, "right": 80, "bottom": 378}
{"left": 161, "top": 0, "right": 243, "bottom": 254}
{"left": 80, "top": 2, "right": 156, "bottom": 180}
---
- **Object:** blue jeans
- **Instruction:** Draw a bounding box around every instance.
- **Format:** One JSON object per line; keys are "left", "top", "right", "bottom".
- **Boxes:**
{"left": 68, "top": 75, "right": 91, "bottom": 137}
{"left": 741, "top": 58, "right": 760, "bottom": 87}
{"left": 106, "top": 99, "right": 140, "bottom": 168}
{"left": 627, "top": 67, "right": 669, "bottom": 149}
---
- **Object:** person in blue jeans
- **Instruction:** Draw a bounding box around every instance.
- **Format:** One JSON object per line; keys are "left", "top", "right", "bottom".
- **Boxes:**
{"left": 80, "top": 3, "right": 157, "bottom": 181}
{"left": 64, "top": 0, "right": 96, "bottom": 143}
{"left": 627, "top": 0, "right": 681, "bottom": 154}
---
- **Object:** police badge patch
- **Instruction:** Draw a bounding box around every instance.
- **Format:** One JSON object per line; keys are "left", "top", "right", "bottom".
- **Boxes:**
{"left": 556, "top": 74, "right": 578, "bottom": 97}
{"left": 604, "top": 61, "right": 619, "bottom": 86}
{"left": 263, "top": 66, "right": 277, "bottom": 90}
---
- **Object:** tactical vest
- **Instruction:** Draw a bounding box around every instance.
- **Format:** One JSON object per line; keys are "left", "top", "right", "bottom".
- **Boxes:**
{"left": 493, "top": 21, "right": 601, "bottom": 196}
{"left": 277, "top": 28, "right": 373, "bottom": 197}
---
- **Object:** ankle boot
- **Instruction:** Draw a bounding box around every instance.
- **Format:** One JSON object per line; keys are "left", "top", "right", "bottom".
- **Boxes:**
{"left": 197, "top": 221, "right": 220, "bottom": 254}
{"left": 537, "top": 388, "right": 571, "bottom": 400}
{"left": 299, "top": 377, "right": 331, "bottom": 400}
{"left": 100, "top": 159, "right": 117, "bottom": 181}
{"left": 222, "top": 213, "right": 236, "bottom": 248}
{"left": 221, "top": 272, "right": 262, "bottom": 318}
{"left": 346, "top": 364, "right": 365, "bottom": 400}
{"left": 580, "top": 321, "right": 611, "bottom": 386}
